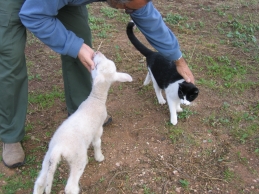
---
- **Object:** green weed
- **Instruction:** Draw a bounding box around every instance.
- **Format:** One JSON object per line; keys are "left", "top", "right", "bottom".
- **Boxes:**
{"left": 143, "top": 185, "right": 155, "bottom": 194}
{"left": 223, "top": 168, "right": 235, "bottom": 181}
{"left": 99, "top": 176, "right": 105, "bottom": 183}
{"left": 115, "top": 45, "right": 122, "bottom": 62}
{"left": 28, "top": 86, "right": 65, "bottom": 110}
{"left": 179, "top": 179, "right": 189, "bottom": 188}
{"left": 168, "top": 127, "right": 184, "bottom": 144}
{"left": 100, "top": 6, "right": 119, "bottom": 18}
{"left": 178, "top": 108, "right": 196, "bottom": 119}
{"left": 164, "top": 13, "right": 188, "bottom": 26}
{"left": 219, "top": 18, "right": 259, "bottom": 51}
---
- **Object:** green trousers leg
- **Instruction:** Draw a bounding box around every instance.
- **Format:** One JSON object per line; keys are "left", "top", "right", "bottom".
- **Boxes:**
{"left": 57, "top": 5, "right": 93, "bottom": 114}
{"left": 0, "top": 0, "right": 27, "bottom": 143}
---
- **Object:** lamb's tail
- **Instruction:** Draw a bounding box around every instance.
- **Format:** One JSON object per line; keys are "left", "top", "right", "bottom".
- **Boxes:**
{"left": 126, "top": 21, "right": 153, "bottom": 57}
{"left": 33, "top": 147, "right": 61, "bottom": 194}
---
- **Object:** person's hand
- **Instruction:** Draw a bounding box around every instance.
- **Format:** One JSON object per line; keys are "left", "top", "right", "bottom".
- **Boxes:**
{"left": 175, "top": 57, "right": 195, "bottom": 84}
{"left": 78, "top": 43, "right": 95, "bottom": 72}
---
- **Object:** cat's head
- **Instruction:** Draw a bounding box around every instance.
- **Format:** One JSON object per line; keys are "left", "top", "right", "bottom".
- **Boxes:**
{"left": 178, "top": 81, "right": 199, "bottom": 105}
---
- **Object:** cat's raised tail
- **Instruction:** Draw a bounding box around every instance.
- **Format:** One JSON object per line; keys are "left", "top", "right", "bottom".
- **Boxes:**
{"left": 126, "top": 21, "right": 153, "bottom": 57}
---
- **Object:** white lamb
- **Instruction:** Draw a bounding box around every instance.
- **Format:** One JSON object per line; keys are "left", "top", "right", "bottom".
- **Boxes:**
{"left": 33, "top": 51, "right": 132, "bottom": 194}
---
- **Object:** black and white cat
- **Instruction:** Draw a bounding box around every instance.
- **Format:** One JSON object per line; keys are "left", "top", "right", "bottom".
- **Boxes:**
{"left": 126, "top": 21, "right": 199, "bottom": 125}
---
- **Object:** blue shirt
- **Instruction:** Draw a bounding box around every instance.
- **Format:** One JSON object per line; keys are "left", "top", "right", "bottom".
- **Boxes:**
{"left": 19, "top": 0, "right": 182, "bottom": 61}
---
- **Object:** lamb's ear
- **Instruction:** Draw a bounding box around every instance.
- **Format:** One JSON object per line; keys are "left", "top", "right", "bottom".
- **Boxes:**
{"left": 114, "top": 72, "right": 133, "bottom": 82}
{"left": 93, "top": 74, "right": 105, "bottom": 85}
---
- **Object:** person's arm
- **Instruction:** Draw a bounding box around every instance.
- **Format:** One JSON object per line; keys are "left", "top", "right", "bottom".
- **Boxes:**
{"left": 19, "top": 0, "right": 95, "bottom": 70}
{"left": 130, "top": 2, "right": 194, "bottom": 83}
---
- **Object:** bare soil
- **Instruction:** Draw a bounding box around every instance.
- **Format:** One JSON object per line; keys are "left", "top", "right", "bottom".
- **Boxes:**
{"left": 1, "top": 0, "right": 259, "bottom": 193}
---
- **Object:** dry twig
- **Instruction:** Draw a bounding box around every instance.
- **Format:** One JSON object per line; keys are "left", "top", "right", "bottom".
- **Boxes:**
{"left": 97, "top": 41, "right": 103, "bottom": 51}
{"left": 106, "top": 171, "right": 130, "bottom": 193}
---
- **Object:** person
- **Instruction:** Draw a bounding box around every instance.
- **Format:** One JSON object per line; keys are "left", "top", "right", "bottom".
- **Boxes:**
{"left": 0, "top": 0, "right": 194, "bottom": 168}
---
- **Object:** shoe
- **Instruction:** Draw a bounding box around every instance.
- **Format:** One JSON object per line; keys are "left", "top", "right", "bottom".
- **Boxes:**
{"left": 2, "top": 142, "right": 25, "bottom": 168}
{"left": 103, "top": 115, "right": 112, "bottom": 127}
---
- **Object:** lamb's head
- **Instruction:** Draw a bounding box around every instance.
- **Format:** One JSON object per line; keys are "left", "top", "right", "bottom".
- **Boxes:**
{"left": 92, "top": 51, "right": 116, "bottom": 80}
{"left": 92, "top": 51, "right": 133, "bottom": 84}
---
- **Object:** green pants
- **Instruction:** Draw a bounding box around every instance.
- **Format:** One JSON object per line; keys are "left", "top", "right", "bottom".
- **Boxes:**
{"left": 0, "top": 0, "right": 27, "bottom": 143}
{"left": 0, "top": 1, "right": 92, "bottom": 143}
{"left": 57, "top": 5, "right": 93, "bottom": 115}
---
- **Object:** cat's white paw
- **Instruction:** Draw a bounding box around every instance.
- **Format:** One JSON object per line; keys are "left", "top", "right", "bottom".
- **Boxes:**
{"left": 95, "top": 154, "right": 105, "bottom": 162}
{"left": 158, "top": 98, "right": 166, "bottom": 104}
{"left": 143, "top": 80, "right": 150, "bottom": 85}
{"left": 171, "top": 121, "right": 177, "bottom": 125}
{"left": 177, "top": 107, "right": 183, "bottom": 112}
{"left": 170, "top": 117, "right": 178, "bottom": 125}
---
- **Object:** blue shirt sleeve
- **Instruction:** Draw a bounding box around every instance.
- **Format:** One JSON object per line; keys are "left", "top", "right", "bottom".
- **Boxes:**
{"left": 130, "top": 2, "right": 182, "bottom": 61}
{"left": 19, "top": 0, "right": 84, "bottom": 58}
{"left": 19, "top": 0, "right": 182, "bottom": 60}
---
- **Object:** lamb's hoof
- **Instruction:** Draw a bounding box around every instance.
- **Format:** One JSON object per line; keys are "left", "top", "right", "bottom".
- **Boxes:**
{"left": 95, "top": 154, "right": 104, "bottom": 162}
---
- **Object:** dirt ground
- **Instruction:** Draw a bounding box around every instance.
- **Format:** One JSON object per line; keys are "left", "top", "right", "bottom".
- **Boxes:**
{"left": 0, "top": 0, "right": 259, "bottom": 193}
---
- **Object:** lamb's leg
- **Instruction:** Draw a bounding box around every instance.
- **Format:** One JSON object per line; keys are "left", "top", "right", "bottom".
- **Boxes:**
{"left": 65, "top": 154, "right": 87, "bottom": 194}
{"left": 33, "top": 153, "right": 51, "bottom": 194}
{"left": 92, "top": 129, "right": 104, "bottom": 162}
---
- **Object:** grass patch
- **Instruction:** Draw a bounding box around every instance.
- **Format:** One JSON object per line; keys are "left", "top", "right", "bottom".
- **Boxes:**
{"left": 28, "top": 86, "right": 65, "bottom": 110}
